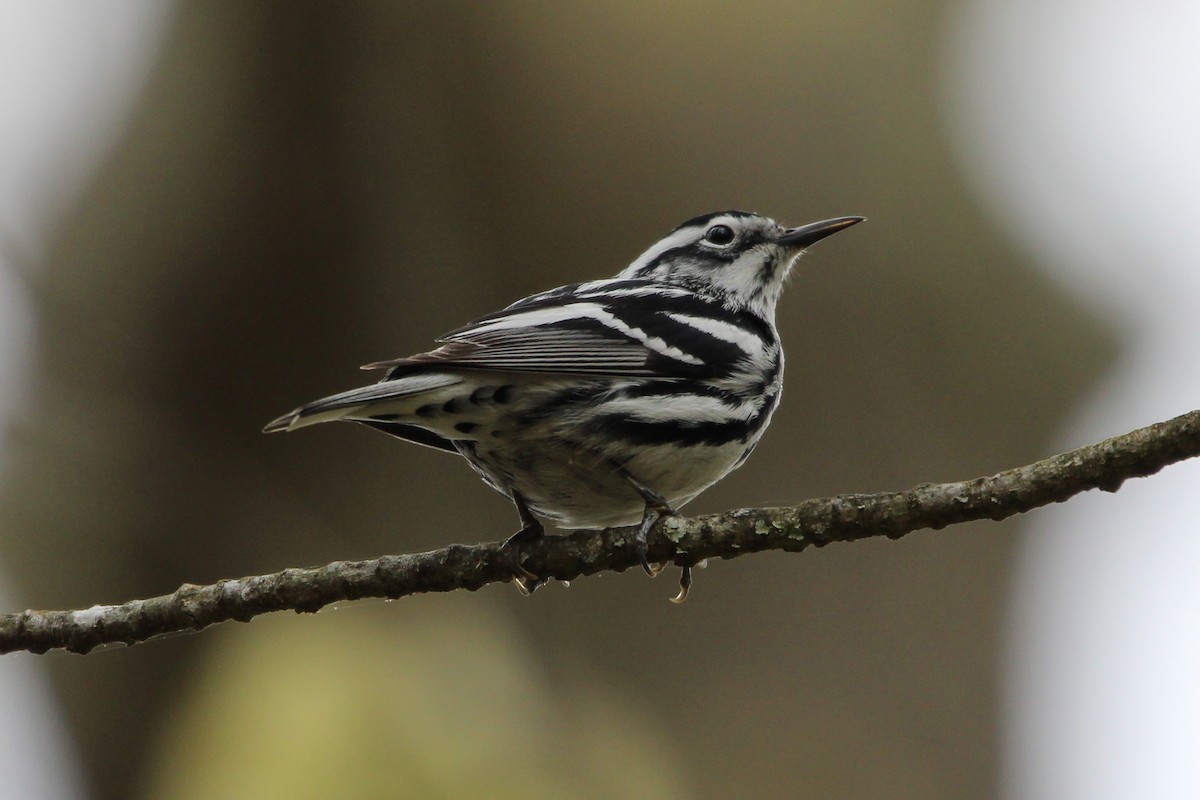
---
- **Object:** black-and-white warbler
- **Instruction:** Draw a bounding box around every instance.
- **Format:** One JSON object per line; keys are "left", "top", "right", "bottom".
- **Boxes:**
{"left": 264, "top": 211, "right": 862, "bottom": 600}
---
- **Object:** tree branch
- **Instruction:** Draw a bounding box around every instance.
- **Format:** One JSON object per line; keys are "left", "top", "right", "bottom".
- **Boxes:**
{"left": 3, "top": 409, "right": 1198, "bottom": 656}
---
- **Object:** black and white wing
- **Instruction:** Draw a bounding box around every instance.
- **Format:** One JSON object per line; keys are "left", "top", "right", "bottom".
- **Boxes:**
{"left": 264, "top": 279, "right": 777, "bottom": 449}
{"left": 364, "top": 280, "right": 771, "bottom": 382}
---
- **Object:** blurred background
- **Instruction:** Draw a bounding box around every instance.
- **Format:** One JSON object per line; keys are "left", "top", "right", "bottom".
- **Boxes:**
{"left": 0, "top": 1, "right": 1194, "bottom": 798}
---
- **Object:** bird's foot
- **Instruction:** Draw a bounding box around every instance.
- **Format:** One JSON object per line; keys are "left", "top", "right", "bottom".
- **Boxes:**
{"left": 634, "top": 500, "right": 677, "bottom": 578}
{"left": 621, "top": 471, "right": 708, "bottom": 602}
{"left": 503, "top": 494, "right": 546, "bottom": 595}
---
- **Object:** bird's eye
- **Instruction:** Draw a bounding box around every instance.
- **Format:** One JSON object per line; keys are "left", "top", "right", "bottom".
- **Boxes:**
{"left": 703, "top": 225, "right": 735, "bottom": 246}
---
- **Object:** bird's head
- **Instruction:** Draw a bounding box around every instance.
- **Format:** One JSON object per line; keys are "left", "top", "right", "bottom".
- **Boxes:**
{"left": 619, "top": 211, "right": 863, "bottom": 318}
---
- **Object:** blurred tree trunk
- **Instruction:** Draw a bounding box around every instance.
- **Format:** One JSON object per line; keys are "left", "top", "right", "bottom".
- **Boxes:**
{"left": 0, "top": 2, "right": 1111, "bottom": 799}
{"left": 0, "top": 4, "right": 517, "bottom": 797}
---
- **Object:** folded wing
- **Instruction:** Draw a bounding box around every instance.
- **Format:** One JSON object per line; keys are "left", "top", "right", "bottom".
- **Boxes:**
{"left": 365, "top": 281, "right": 758, "bottom": 381}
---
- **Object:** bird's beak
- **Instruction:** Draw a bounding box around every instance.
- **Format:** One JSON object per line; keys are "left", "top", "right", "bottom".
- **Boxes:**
{"left": 776, "top": 216, "right": 865, "bottom": 249}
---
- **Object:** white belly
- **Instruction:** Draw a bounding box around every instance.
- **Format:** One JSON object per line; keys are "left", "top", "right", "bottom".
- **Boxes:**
{"left": 462, "top": 434, "right": 758, "bottom": 529}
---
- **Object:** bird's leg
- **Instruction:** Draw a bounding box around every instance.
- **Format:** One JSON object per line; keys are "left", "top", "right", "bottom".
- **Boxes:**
{"left": 502, "top": 492, "right": 546, "bottom": 596}
{"left": 617, "top": 470, "right": 695, "bottom": 602}
{"left": 617, "top": 469, "right": 678, "bottom": 579}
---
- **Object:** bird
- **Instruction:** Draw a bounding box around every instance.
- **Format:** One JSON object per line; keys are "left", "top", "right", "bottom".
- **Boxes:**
{"left": 264, "top": 211, "right": 863, "bottom": 600}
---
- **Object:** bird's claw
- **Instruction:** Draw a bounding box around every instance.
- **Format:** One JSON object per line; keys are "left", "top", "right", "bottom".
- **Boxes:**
{"left": 634, "top": 502, "right": 675, "bottom": 578}
{"left": 512, "top": 575, "right": 547, "bottom": 596}
{"left": 503, "top": 493, "right": 546, "bottom": 596}
{"left": 640, "top": 557, "right": 667, "bottom": 578}
{"left": 670, "top": 565, "right": 693, "bottom": 604}
{"left": 620, "top": 470, "right": 699, "bottom": 599}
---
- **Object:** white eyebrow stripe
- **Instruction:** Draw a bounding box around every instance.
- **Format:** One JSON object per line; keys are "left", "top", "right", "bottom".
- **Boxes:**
{"left": 619, "top": 226, "right": 703, "bottom": 277}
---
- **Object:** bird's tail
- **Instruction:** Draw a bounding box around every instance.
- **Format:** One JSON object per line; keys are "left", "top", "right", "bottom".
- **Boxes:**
{"left": 262, "top": 373, "right": 463, "bottom": 433}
